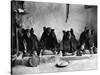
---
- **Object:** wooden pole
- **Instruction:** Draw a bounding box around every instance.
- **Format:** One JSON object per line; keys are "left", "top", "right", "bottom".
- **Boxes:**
{"left": 65, "top": 4, "right": 70, "bottom": 22}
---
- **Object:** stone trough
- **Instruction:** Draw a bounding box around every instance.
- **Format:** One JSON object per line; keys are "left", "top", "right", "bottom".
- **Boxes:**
{"left": 12, "top": 54, "right": 97, "bottom": 74}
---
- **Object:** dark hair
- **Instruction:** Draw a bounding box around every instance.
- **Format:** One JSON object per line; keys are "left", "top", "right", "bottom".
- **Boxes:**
{"left": 70, "top": 28, "right": 74, "bottom": 34}
{"left": 30, "top": 28, "right": 34, "bottom": 34}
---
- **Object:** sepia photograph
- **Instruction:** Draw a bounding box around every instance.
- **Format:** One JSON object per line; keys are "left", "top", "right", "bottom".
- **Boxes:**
{"left": 11, "top": 0, "right": 97, "bottom": 74}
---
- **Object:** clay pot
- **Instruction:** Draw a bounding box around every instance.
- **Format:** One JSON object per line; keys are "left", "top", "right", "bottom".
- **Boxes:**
{"left": 28, "top": 54, "right": 40, "bottom": 67}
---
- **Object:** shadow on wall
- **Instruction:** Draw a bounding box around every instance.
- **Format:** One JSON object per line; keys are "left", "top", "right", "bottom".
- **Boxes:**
{"left": 22, "top": 2, "right": 97, "bottom": 41}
